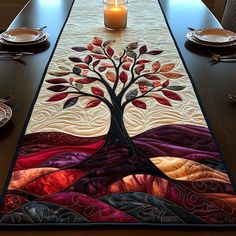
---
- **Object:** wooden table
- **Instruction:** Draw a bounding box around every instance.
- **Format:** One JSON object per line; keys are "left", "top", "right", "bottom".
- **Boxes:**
{"left": 0, "top": 0, "right": 236, "bottom": 234}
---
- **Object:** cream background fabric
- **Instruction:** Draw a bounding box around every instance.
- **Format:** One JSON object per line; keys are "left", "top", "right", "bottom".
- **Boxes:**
{"left": 26, "top": 0, "right": 206, "bottom": 137}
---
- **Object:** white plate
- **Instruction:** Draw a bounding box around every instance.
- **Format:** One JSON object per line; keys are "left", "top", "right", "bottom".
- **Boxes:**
{"left": 0, "top": 106, "right": 6, "bottom": 122}
{"left": 193, "top": 28, "right": 236, "bottom": 44}
{"left": 186, "top": 31, "right": 236, "bottom": 47}
{"left": 0, "top": 103, "right": 12, "bottom": 128}
{"left": 0, "top": 32, "right": 49, "bottom": 46}
{"left": 1, "top": 28, "right": 45, "bottom": 43}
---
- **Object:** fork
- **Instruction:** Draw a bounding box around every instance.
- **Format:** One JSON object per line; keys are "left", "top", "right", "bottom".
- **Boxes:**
{"left": 210, "top": 52, "right": 236, "bottom": 62}
{"left": 0, "top": 53, "right": 23, "bottom": 60}
{"left": 0, "top": 95, "right": 13, "bottom": 104}
{"left": 228, "top": 93, "right": 236, "bottom": 102}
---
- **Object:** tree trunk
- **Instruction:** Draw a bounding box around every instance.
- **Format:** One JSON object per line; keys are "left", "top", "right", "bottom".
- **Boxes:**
{"left": 103, "top": 107, "right": 169, "bottom": 179}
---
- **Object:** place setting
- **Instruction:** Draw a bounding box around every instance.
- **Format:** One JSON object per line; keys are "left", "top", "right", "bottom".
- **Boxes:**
{"left": 186, "top": 27, "right": 236, "bottom": 48}
{"left": 0, "top": 26, "right": 48, "bottom": 47}
{"left": 186, "top": 27, "right": 236, "bottom": 63}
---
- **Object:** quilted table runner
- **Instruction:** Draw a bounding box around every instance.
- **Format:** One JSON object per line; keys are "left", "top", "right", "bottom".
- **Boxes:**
{"left": 1, "top": 0, "right": 236, "bottom": 226}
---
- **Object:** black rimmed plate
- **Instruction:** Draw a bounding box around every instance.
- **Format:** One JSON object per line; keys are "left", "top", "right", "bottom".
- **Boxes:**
{"left": 186, "top": 31, "right": 236, "bottom": 47}
{"left": 1, "top": 28, "right": 46, "bottom": 44}
{"left": 193, "top": 28, "right": 236, "bottom": 44}
{"left": 0, "top": 32, "right": 49, "bottom": 46}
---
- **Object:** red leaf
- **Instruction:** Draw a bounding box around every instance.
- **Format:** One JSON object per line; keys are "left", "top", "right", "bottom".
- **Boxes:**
{"left": 146, "top": 50, "right": 163, "bottom": 55}
{"left": 132, "top": 100, "right": 147, "bottom": 109}
{"left": 135, "top": 64, "right": 145, "bottom": 75}
{"left": 47, "top": 92, "right": 69, "bottom": 102}
{"left": 127, "top": 58, "right": 134, "bottom": 63}
{"left": 81, "top": 70, "right": 89, "bottom": 75}
{"left": 144, "top": 74, "right": 161, "bottom": 80}
{"left": 72, "top": 46, "right": 88, "bottom": 52}
{"left": 98, "top": 66, "right": 106, "bottom": 72}
{"left": 91, "top": 54, "right": 107, "bottom": 59}
{"left": 101, "top": 62, "right": 114, "bottom": 68}
{"left": 160, "top": 63, "right": 175, "bottom": 72}
{"left": 75, "top": 78, "right": 95, "bottom": 84}
{"left": 93, "top": 60, "right": 100, "bottom": 67}
{"left": 46, "top": 78, "right": 68, "bottom": 84}
{"left": 136, "top": 59, "right": 150, "bottom": 65}
{"left": 139, "top": 45, "right": 147, "bottom": 54}
{"left": 69, "top": 77, "right": 74, "bottom": 83}
{"left": 121, "top": 55, "right": 128, "bottom": 62}
{"left": 152, "top": 61, "right": 161, "bottom": 72}
{"left": 162, "top": 80, "right": 170, "bottom": 87}
{"left": 139, "top": 82, "right": 148, "bottom": 93}
{"left": 160, "top": 72, "right": 184, "bottom": 79}
{"left": 126, "top": 42, "right": 138, "bottom": 50}
{"left": 153, "top": 96, "right": 172, "bottom": 106}
{"left": 69, "top": 57, "right": 83, "bottom": 63}
{"left": 122, "top": 63, "right": 131, "bottom": 71}
{"left": 87, "top": 43, "right": 94, "bottom": 51}
{"left": 153, "top": 81, "right": 161, "bottom": 87}
{"left": 92, "top": 37, "right": 102, "bottom": 46}
{"left": 48, "top": 71, "right": 70, "bottom": 77}
{"left": 47, "top": 85, "right": 69, "bottom": 92}
{"left": 84, "top": 55, "right": 93, "bottom": 64}
{"left": 75, "top": 63, "right": 89, "bottom": 69}
{"left": 162, "top": 90, "right": 182, "bottom": 101}
{"left": 86, "top": 99, "right": 101, "bottom": 108}
{"left": 106, "top": 47, "right": 114, "bottom": 57}
{"left": 106, "top": 71, "right": 116, "bottom": 82}
{"left": 92, "top": 87, "right": 104, "bottom": 96}
{"left": 120, "top": 71, "right": 128, "bottom": 84}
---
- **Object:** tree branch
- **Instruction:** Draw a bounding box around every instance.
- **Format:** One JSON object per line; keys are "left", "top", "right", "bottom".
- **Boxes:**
{"left": 113, "top": 49, "right": 126, "bottom": 91}
{"left": 68, "top": 89, "right": 112, "bottom": 110}
{"left": 121, "top": 83, "right": 169, "bottom": 110}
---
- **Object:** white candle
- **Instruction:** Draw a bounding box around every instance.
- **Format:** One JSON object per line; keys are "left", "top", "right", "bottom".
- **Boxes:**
{"left": 104, "top": 0, "right": 128, "bottom": 30}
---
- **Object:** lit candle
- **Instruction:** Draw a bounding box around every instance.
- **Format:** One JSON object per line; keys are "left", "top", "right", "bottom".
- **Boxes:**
{"left": 104, "top": 0, "right": 128, "bottom": 30}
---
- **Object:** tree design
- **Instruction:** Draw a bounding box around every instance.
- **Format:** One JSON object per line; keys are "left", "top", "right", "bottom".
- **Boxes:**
{"left": 46, "top": 37, "right": 185, "bottom": 177}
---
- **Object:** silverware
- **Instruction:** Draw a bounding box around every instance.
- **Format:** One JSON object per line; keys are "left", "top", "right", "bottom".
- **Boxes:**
{"left": 0, "top": 51, "right": 34, "bottom": 55}
{"left": 0, "top": 53, "right": 23, "bottom": 60}
{"left": 187, "top": 27, "right": 196, "bottom": 31}
{"left": 228, "top": 93, "right": 236, "bottom": 102}
{"left": 0, "top": 95, "right": 13, "bottom": 104}
{"left": 210, "top": 53, "right": 236, "bottom": 62}
{"left": 37, "top": 26, "right": 47, "bottom": 31}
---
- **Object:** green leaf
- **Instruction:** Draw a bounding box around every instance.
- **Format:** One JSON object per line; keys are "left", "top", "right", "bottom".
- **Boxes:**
{"left": 63, "top": 97, "right": 79, "bottom": 109}
{"left": 93, "top": 49, "right": 103, "bottom": 54}
{"left": 73, "top": 67, "right": 81, "bottom": 75}
{"left": 75, "top": 83, "right": 83, "bottom": 91}
{"left": 58, "top": 66, "right": 70, "bottom": 71}
{"left": 166, "top": 86, "right": 186, "bottom": 91}
{"left": 145, "top": 81, "right": 153, "bottom": 87}
{"left": 126, "top": 50, "right": 137, "bottom": 59}
{"left": 103, "top": 39, "right": 116, "bottom": 48}
{"left": 126, "top": 88, "right": 138, "bottom": 101}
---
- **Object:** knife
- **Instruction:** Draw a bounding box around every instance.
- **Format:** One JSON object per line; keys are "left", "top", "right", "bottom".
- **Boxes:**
{"left": 0, "top": 51, "right": 34, "bottom": 55}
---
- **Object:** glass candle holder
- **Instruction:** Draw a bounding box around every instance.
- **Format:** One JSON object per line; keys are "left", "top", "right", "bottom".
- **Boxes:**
{"left": 103, "top": 0, "right": 128, "bottom": 30}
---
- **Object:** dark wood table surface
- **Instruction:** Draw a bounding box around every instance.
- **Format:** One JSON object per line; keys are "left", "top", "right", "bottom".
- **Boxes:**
{"left": 0, "top": 0, "right": 236, "bottom": 234}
